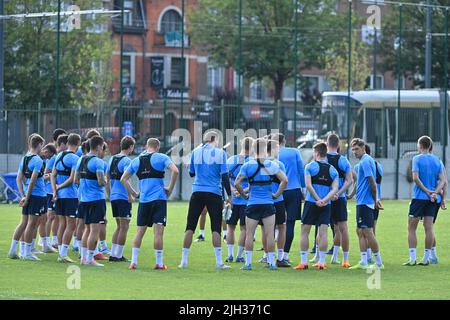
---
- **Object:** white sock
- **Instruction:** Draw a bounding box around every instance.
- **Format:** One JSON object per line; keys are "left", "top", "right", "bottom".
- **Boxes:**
{"left": 301, "top": 251, "right": 308, "bottom": 264}
{"left": 131, "top": 247, "right": 139, "bottom": 265}
{"left": 8, "top": 239, "right": 18, "bottom": 256}
{"left": 374, "top": 251, "right": 383, "bottom": 266}
{"left": 214, "top": 247, "right": 223, "bottom": 265}
{"left": 52, "top": 236, "right": 58, "bottom": 246}
{"left": 81, "top": 247, "right": 88, "bottom": 261}
{"left": 245, "top": 250, "right": 253, "bottom": 266}
{"left": 274, "top": 229, "right": 279, "bottom": 241}
{"left": 111, "top": 243, "right": 118, "bottom": 258}
{"left": 99, "top": 240, "right": 108, "bottom": 251}
{"left": 277, "top": 249, "right": 284, "bottom": 261}
{"left": 431, "top": 247, "right": 438, "bottom": 259}
{"left": 423, "top": 249, "right": 431, "bottom": 262}
{"left": 360, "top": 252, "right": 368, "bottom": 265}
{"left": 60, "top": 244, "right": 69, "bottom": 258}
{"left": 42, "top": 237, "right": 49, "bottom": 249}
{"left": 19, "top": 241, "right": 25, "bottom": 256}
{"left": 319, "top": 251, "right": 326, "bottom": 264}
{"left": 93, "top": 245, "right": 99, "bottom": 256}
{"left": 409, "top": 248, "right": 417, "bottom": 262}
{"left": 237, "top": 246, "right": 245, "bottom": 259}
{"left": 117, "top": 245, "right": 124, "bottom": 258}
{"left": 227, "top": 244, "right": 234, "bottom": 257}
{"left": 31, "top": 238, "right": 36, "bottom": 250}
{"left": 343, "top": 251, "right": 349, "bottom": 262}
{"left": 331, "top": 245, "right": 340, "bottom": 261}
{"left": 267, "top": 252, "right": 276, "bottom": 267}
{"left": 44, "top": 237, "right": 51, "bottom": 248}
{"left": 73, "top": 239, "right": 79, "bottom": 249}
{"left": 181, "top": 248, "right": 190, "bottom": 265}
{"left": 283, "top": 252, "right": 289, "bottom": 260}
{"left": 25, "top": 243, "right": 32, "bottom": 256}
{"left": 199, "top": 229, "right": 205, "bottom": 237}
{"left": 87, "top": 250, "right": 94, "bottom": 262}
{"left": 367, "top": 248, "right": 372, "bottom": 258}
{"left": 155, "top": 250, "right": 163, "bottom": 266}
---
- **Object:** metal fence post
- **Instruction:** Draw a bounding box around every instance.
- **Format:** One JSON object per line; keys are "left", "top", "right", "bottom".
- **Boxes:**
{"left": 346, "top": 0, "right": 352, "bottom": 158}
{"left": 294, "top": 0, "right": 299, "bottom": 144}
{"left": 55, "top": 0, "right": 61, "bottom": 128}
{"left": 395, "top": 4, "right": 403, "bottom": 200}
{"left": 220, "top": 99, "right": 225, "bottom": 135}
{"left": 443, "top": 8, "right": 449, "bottom": 168}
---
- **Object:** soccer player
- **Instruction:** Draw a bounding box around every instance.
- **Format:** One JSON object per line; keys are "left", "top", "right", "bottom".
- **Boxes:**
{"left": 293, "top": 142, "right": 338, "bottom": 270}
{"left": 51, "top": 133, "right": 81, "bottom": 263}
{"left": 267, "top": 139, "right": 289, "bottom": 267}
{"left": 7, "top": 134, "right": 46, "bottom": 261}
{"left": 326, "top": 134, "right": 353, "bottom": 267}
{"left": 235, "top": 138, "right": 288, "bottom": 271}
{"left": 348, "top": 138, "right": 384, "bottom": 270}
{"left": 179, "top": 131, "right": 233, "bottom": 270}
{"left": 271, "top": 133, "right": 305, "bottom": 265}
{"left": 74, "top": 140, "right": 89, "bottom": 259}
{"left": 107, "top": 136, "right": 135, "bottom": 262}
{"left": 39, "top": 143, "right": 58, "bottom": 253}
{"left": 122, "top": 138, "right": 179, "bottom": 270}
{"left": 225, "top": 137, "right": 254, "bottom": 263}
{"left": 403, "top": 136, "right": 446, "bottom": 266}
{"left": 75, "top": 136, "right": 108, "bottom": 267}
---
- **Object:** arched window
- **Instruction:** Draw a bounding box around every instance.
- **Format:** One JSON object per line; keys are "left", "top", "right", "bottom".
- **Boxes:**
{"left": 161, "top": 10, "right": 182, "bottom": 33}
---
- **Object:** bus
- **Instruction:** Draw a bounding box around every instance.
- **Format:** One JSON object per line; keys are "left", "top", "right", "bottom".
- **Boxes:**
{"left": 321, "top": 90, "right": 449, "bottom": 158}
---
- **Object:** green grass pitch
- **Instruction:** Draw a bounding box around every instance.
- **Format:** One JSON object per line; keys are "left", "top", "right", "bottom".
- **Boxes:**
{"left": 0, "top": 200, "right": 449, "bottom": 300}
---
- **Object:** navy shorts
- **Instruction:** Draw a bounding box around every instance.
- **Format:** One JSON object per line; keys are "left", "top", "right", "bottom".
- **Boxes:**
{"left": 301, "top": 202, "right": 331, "bottom": 226}
{"left": 22, "top": 195, "right": 47, "bottom": 216}
{"left": 373, "top": 209, "right": 380, "bottom": 221}
{"left": 274, "top": 201, "right": 287, "bottom": 225}
{"left": 111, "top": 200, "right": 132, "bottom": 219}
{"left": 137, "top": 200, "right": 167, "bottom": 227}
{"left": 246, "top": 204, "right": 275, "bottom": 221}
{"left": 56, "top": 198, "right": 79, "bottom": 218}
{"left": 433, "top": 203, "right": 441, "bottom": 223}
{"left": 409, "top": 199, "right": 437, "bottom": 219}
{"left": 77, "top": 202, "right": 86, "bottom": 220}
{"left": 282, "top": 188, "right": 303, "bottom": 221}
{"left": 46, "top": 194, "right": 56, "bottom": 212}
{"left": 331, "top": 197, "right": 348, "bottom": 224}
{"left": 84, "top": 200, "right": 106, "bottom": 225}
{"left": 356, "top": 205, "right": 375, "bottom": 229}
{"left": 227, "top": 204, "right": 246, "bottom": 226}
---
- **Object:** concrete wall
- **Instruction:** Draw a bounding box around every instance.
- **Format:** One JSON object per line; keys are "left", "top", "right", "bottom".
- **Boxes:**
{"left": 2, "top": 154, "right": 449, "bottom": 201}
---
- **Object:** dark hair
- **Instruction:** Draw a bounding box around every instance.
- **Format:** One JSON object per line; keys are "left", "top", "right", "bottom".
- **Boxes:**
{"left": 327, "top": 133, "right": 340, "bottom": 148}
{"left": 253, "top": 138, "right": 267, "bottom": 155}
{"left": 67, "top": 133, "right": 81, "bottom": 147}
{"left": 313, "top": 142, "right": 327, "bottom": 158}
{"left": 81, "top": 140, "right": 90, "bottom": 154}
{"left": 89, "top": 135, "right": 105, "bottom": 151}
{"left": 56, "top": 134, "right": 69, "bottom": 147}
{"left": 350, "top": 138, "right": 365, "bottom": 148}
{"left": 121, "top": 135, "right": 136, "bottom": 151}
{"left": 365, "top": 144, "right": 371, "bottom": 155}
{"left": 86, "top": 129, "right": 101, "bottom": 140}
{"left": 242, "top": 137, "right": 254, "bottom": 152}
{"left": 267, "top": 139, "right": 279, "bottom": 154}
{"left": 29, "top": 134, "right": 45, "bottom": 149}
{"left": 43, "top": 143, "right": 57, "bottom": 156}
{"left": 418, "top": 136, "right": 432, "bottom": 150}
{"left": 52, "top": 128, "right": 67, "bottom": 142}
{"left": 270, "top": 133, "right": 286, "bottom": 144}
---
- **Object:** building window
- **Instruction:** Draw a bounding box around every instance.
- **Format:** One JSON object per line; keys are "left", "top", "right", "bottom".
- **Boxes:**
{"left": 249, "top": 80, "right": 264, "bottom": 101}
{"left": 161, "top": 10, "right": 182, "bottom": 33}
{"left": 370, "top": 75, "right": 384, "bottom": 89}
{"left": 170, "top": 57, "right": 185, "bottom": 88}
{"left": 122, "top": 55, "right": 131, "bottom": 86}
{"left": 207, "top": 66, "right": 224, "bottom": 97}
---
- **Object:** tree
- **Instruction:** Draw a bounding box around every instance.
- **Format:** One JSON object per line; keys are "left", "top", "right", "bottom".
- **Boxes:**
{"left": 379, "top": 1, "right": 450, "bottom": 88}
{"left": 189, "top": 0, "right": 347, "bottom": 102}
{"left": 4, "top": 0, "right": 114, "bottom": 110}
{"left": 324, "top": 30, "right": 371, "bottom": 91}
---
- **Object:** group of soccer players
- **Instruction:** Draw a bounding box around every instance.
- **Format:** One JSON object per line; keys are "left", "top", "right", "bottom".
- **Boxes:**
{"left": 6, "top": 127, "right": 447, "bottom": 271}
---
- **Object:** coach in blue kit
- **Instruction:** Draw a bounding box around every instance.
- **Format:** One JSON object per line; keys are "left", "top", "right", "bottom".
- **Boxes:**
{"left": 121, "top": 138, "right": 179, "bottom": 270}
{"left": 51, "top": 133, "right": 81, "bottom": 263}
{"left": 404, "top": 136, "right": 446, "bottom": 266}
{"left": 75, "top": 135, "right": 108, "bottom": 267}
{"left": 179, "top": 131, "right": 233, "bottom": 270}
{"left": 349, "top": 138, "right": 384, "bottom": 270}
{"left": 271, "top": 133, "right": 305, "bottom": 265}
